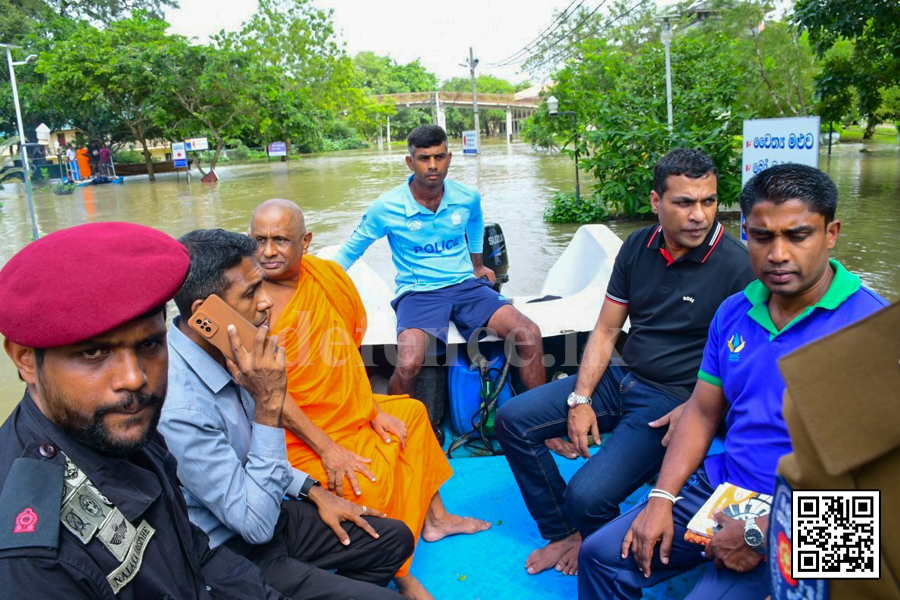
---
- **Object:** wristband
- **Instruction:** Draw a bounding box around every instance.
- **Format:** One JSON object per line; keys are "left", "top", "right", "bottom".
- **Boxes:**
{"left": 648, "top": 488, "right": 683, "bottom": 504}
{"left": 297, "top": 476, "right": 321, "bottom": 500}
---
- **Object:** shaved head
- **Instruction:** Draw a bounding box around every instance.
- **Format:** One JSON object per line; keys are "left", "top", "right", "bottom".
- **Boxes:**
{"left": 250, "top": 199, "right": 313, "bottom": 283}
{"left": 252, "top": 198, "right": 306, "bottom": 236}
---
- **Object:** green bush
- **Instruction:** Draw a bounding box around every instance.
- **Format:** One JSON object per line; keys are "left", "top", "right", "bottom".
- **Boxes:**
{"left": 326, "top": 121, "right": 359, "bottom": 140}
{"left": 229, "top": 144, "right": 251, "bottom": 160}
{"left": 544, "top": 191, "right": 609, "bottom": 223}
{"left": 112, "top": 150, "right": 145, "bottom": 164}
{"left": 322, "top": 137, "right": 368, "bottom": 152}
{"left": 53, "top": 182, "right": 76, "bottom": 195}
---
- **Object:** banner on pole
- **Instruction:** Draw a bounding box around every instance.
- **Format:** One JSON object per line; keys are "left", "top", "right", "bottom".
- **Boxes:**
{"left": 462, "top": 130, "right": 478, "bottom": 155}
{"left": 184, "top": 137, "right": 209, "bottom": 151}
{"left": 740, "top": 116, "right": 821, "bottom": 239}
{"left": 172, "top": 142, "right": 187, "bottom": 168}
{"left": 267, "top": 142, "right": 287, "bottom": 157}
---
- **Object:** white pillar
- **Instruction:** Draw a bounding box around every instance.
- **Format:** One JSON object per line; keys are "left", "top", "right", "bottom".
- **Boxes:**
{"left": 506, "top": 107, "right": 513, "bottom": 143}
{"left": 386, "top": 117, "right": 391, "bottom": 146}
{"left": 437, "top": 100, "right": 446, "bottom": 131}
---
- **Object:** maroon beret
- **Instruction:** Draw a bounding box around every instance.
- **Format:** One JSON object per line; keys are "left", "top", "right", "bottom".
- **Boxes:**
{"left": 0, "top": 222, "right": 189, "bottom": 348}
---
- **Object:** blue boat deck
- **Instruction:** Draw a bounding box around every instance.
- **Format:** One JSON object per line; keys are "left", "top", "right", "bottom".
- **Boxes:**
{"left": 412, "top": 451, "right": 706, "bottom": 599}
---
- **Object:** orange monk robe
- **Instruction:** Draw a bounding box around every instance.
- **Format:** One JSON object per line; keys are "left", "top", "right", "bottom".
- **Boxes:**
{"left": 276, "top": 255, "right": 453, "bottom": 576}
{"left": 76, "top": 148, "right": 92, "bottom": 178}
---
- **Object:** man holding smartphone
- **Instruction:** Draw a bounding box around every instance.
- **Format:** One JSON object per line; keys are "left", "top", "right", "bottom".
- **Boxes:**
{"left": 159, "top": 228, "right": 414, "bottom": 600}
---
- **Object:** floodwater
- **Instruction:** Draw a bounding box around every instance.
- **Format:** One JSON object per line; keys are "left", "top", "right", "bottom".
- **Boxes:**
{"left": 0, "top": 140, "right": 898, "bottom": 420}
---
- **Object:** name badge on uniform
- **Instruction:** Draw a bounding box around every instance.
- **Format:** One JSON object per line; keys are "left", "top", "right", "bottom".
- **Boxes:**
{"left": 106, "top": 520, "right": 155, "bottom": 595}
{"left": 59, "top": 452, "right": 155, "bottom": 595}
{"left": 768, "top": 475, "right": 830, "bottom": 600}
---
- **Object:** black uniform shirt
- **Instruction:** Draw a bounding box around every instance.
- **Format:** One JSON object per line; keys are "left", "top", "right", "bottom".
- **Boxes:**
{"left": 0, "top": 393, "right": 284, "bottom": 600}
{"left": 605, "top": 221, "right": 756, "bottom": 400}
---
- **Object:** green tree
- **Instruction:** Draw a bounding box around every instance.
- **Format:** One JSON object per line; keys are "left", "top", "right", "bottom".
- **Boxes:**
{"left": 37, "top": 13, "right": 173, "bottom": 180}
{"left": 217, "top": 0, "right": 357, "bottom": 115}
{"left": 527, "top": 34, "right": 749, "bottom": 219}
{"left": 441, "top": 74, "right": 519, "bottom": 138}
{"left": 352, "top": 51, "right": 437, "bottom": 94}
{"left": 689, "top": 0, "right": 817, "bottom": 118}
{"left": 794, "top": 0, "right": 900, "bottom": 137}
{"left": 215, "top": 0, "right": 364, "bottom": 153}
{"left": 156, "top": 41, "right": 258, "bottom": 171}
{"left": 351, "top": 51, "right": 438, "bottom": 141}
{"left": 1, "top": 0, "right": 178, "bottom": 140}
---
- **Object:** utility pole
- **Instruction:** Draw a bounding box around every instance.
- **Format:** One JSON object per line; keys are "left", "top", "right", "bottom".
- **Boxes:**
{"left": 465, "top": 47, "right": 481, "bottom": 151}
{"left": 2, "top": 43, "right": 39, "bottom": 240}
{"left": 660, "top": 19, "right": 674, "bottom": 132}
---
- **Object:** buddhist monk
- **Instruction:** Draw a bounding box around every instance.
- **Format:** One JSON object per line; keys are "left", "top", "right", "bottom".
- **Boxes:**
{"left": 251, "top": 199, "right": 491, "bottom": 600}
{"left": 75, "top": 144, "right": 92, "bottom": 179}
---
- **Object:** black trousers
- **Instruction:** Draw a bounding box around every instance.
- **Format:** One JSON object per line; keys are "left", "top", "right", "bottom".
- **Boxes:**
{"left": 225, "top": 500, "right": 414, "bottom": 600}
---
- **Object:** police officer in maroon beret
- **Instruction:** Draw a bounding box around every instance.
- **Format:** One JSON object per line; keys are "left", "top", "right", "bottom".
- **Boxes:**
{"left": 0, "top": 222, "right": 285, "bottom": 599}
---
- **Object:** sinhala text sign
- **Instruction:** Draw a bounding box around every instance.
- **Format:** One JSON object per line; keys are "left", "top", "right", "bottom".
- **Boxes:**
{"left": 462, "top": 130, "right": 478, "bottom": 155}
{"left": 268, "top": 142, "right": 287, "bottom": 157}
{"left": 740, "top": 116, "right": 821, "bottom": 239}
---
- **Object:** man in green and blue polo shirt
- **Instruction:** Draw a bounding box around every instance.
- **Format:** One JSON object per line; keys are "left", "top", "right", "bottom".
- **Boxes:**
{"left": 335, "top": 125, "right": 545, "bottom": 398}
{"left": 579, "top": 163, "right": 888, "bottom": 600}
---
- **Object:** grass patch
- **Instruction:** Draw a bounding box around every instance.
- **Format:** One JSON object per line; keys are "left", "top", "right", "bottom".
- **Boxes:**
{"left": 839, "top": 124, "right": 899, "bottom": 144}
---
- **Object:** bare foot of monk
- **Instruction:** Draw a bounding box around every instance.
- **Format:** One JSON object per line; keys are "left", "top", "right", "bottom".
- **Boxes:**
{"left": 394, "top": 574, "right": 435, "bottom": 600}
{"left": 525, "top": 532, "right": 581, "bottom": 575}
{"left": 555, "top": 543, "right": 580, "bottom": 576}
{"left": 421, "top": 492, "right": 492, "bottom": 542}
{"left": 545, "top": 437, "right": 578, "bottom": 459}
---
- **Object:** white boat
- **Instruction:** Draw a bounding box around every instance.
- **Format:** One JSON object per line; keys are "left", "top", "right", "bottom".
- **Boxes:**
{"left": 319, "top": 224, "right": 627, "bottom": 348}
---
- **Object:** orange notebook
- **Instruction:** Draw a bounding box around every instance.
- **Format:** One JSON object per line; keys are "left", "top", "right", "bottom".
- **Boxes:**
{"left": 684, "top": 482, "right": 773, "bottom": 546}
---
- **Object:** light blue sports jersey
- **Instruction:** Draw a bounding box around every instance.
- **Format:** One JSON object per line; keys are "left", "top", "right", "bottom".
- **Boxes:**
{"left": 334, "top": 175, "right": 485, "bottom": 296}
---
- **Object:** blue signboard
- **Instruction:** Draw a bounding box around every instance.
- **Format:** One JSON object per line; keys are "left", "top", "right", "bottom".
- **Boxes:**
{"left": 172, "top": 142, "right": 187, "bottom": 168}
{"left": 268, "top": 142, "right": 287, "bottom": 157}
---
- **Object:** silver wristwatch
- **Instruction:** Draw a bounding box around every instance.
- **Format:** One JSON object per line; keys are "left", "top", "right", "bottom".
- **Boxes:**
{"left": 566, "top": 392, "right": 592, "bottom": 408}
{"left": 743, "top": 517, "right": 766, "bottom": 555}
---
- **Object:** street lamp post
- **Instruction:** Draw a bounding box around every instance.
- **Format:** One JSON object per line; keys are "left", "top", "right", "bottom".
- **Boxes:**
{"left": 2, "top": 43, "right": 39, "bottom": 240}
{"left": 547, "top": 95, "right": 581, "bottom": 205}
{"left": 660, "top": 18, "right": 674, "bottom": 132}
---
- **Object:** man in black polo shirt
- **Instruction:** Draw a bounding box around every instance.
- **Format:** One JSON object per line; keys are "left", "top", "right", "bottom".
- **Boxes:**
{"left": 495, "top": 148, "right": 755, "bottom": 577}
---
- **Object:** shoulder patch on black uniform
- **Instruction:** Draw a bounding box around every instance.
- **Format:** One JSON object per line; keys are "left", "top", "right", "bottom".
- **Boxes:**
{"left": 0, "top": 458, "right": 63, "bottom": 550}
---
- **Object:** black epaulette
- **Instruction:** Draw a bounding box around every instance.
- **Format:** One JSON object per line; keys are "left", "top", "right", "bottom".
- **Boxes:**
{"left": 0, "top": 458, "right": 63, "bottom": 551}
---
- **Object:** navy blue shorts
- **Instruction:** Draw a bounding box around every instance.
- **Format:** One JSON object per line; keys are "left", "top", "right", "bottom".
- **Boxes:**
{"left": 390, "top": 278, "right": 510, "bottom": 348}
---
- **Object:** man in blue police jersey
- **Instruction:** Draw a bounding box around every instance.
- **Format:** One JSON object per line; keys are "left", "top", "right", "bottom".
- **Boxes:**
{"left": 578, "top": 163, "right": 888, "bottom": 600}
{"left": 335, "top": 125, "right": 545, "bottom": 398}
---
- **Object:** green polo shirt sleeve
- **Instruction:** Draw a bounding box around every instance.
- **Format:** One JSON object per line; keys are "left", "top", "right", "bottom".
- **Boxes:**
{"left": 697, "top": 308, "right": 723, "bottom": 387}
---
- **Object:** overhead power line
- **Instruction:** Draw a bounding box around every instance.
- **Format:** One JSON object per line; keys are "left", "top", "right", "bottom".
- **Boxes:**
{"left": 495, "top": 0, "right": 612, "bottom": 69}
{"left": 485, "top": 0, "right": 586, "bottom": 67}
{"left": 524, "top": 0, "right": 655, "bottom": 73}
